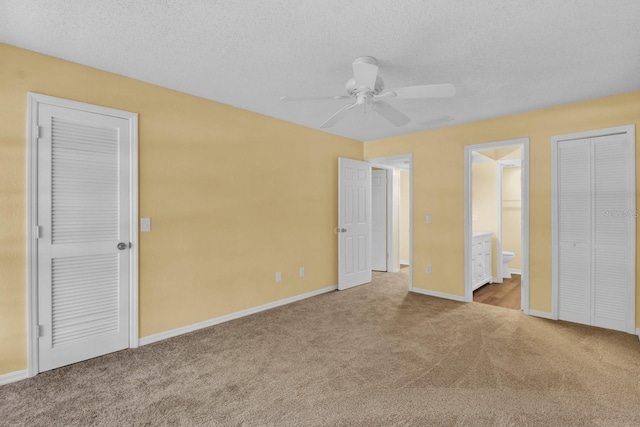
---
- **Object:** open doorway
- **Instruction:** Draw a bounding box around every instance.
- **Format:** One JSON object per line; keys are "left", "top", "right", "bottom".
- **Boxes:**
{"left": 464, "top": 139, "right": 529, "bottom": 312}
{"left": 367, "top": 154, "right": 413, "bottom": 291}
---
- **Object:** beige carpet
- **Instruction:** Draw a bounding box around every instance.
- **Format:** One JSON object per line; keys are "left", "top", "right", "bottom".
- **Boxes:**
{"left": 2, "top": 270, "right": 640, "bottom": 426}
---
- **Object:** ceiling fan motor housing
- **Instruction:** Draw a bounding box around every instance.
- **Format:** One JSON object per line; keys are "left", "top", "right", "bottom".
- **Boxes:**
{"left": 345, "top": 76, "right": 385, "bottom": 96}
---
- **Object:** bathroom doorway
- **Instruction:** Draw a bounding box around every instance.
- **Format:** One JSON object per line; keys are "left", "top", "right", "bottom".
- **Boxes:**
{"left": 464, "top": 139, "right": 530, "bottom": 312}
{"left": 367, "top": 154, "right": 413, "bottom": 291}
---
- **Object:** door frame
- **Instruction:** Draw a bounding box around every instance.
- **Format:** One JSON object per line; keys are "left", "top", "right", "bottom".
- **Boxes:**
{"left": 367, "top": 154, "right": 413, "bottom": 290}
{"left": 551, "top": 125, "right": 635, "bottom": 333}
{"left": 26, "top": 92, "right": 139, "bottom": 376}
{"left": 464, "top": 138, "right": 530, "bottom": 312}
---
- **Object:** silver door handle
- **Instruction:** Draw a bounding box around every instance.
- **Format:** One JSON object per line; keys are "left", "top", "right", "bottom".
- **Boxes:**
{"left": 339, "top": 228, "right": 347, "bottom": 233}
{"left": 117, "top": 242, "right": 129, "bottom": 250}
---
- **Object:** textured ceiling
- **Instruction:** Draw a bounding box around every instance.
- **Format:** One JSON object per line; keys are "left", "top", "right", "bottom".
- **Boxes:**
{"left": 1, "top": 1, "right": 639, "bottom": 142}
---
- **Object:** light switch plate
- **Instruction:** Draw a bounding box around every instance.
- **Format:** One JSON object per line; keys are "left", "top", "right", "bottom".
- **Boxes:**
{"left": 426, "top": 214, "right": 432, "bottom": 224}
{"left": 141, "top": 218, "right": 151, "bottom": 232}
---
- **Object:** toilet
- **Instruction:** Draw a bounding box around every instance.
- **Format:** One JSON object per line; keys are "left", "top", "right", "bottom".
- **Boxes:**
{"left": 502, "top": 251, "right": 515, "bottom": 279}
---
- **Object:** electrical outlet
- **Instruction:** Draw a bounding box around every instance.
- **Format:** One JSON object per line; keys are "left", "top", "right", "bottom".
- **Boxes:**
{"left": 426, "top": 265, "right": 432, "bottom": 274}
{"left": 299, "top": 267, "right": 305, "bottom": 278}
{"left": 141, "top": 217, "right": 151, "bottom": 232}
{"left": 276, "top": 272, "right": 282, "bottom": 283}
{"left": 426, "top": 214, "right": 432, "bottom": 224}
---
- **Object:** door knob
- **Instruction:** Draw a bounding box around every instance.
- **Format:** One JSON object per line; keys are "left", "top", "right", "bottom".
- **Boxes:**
{"left": 340, "top": 228, "right": 347, "bottom": 233}
{"left": 117, "top": 242, "right": 129, "bottom": 250}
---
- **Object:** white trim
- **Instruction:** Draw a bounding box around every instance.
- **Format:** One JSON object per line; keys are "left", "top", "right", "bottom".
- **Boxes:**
{"left": 522, "top": 141, "right": 530, "bottom": 314}
{"left": 408, "top": 157, "right": 414, "bottom": 291}
{"left": 26, "top": 93, "right": 139, "bottom": 376}
{"left": 140, "top": 285, "right": 338, "bottom": 346}
{"left": 636, "top": 328, "right": 640, "bottom": 338}
{"left": 387, "top": 167, "right": 395, "bottom": 272}
{"left": 26, "top": 95, "right": 38, "bottom": 377}
{"left": 399, "top": 260, "right": 410, "bottom": 265}
{"left": 528, "top": 310, "right": 557, "bottom": 320}
{"left": 509, "top": 269, "right": 522, "bottom": 275}
{"left": 496, "top": 160, "right": 503, "bottom": 282}
{"left": 464, "top": 138, "right": 530, "bottom": 313}
{"left": 411, "top": 287, "right": 466, "bottom": 302}
{"left": 0, "top": 370, "right": 28, "bottom": 386}
{"left": 551, "top": 125, "right": 636, "bottom": 333}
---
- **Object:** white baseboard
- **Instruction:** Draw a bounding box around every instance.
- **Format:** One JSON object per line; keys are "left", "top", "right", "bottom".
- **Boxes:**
{"left": 528, "top": 310, "right": 556, "bottom": 320}
{"left": 140, "top": 285, "right": 338, "bottom": 346}
{"left": 636, "top": 328, "right": 640, "bottom": 340}
{"left": 0, "top": 369, "right": 28, "bottom": 386}
{"left": 399, "top": 260, "right": 410, "bottom": 266}
{"left": 510, "top": 268, "right": 522, "bottom": 275}
{"left": 411, "top": 287, "right": 466, "bottom": 302}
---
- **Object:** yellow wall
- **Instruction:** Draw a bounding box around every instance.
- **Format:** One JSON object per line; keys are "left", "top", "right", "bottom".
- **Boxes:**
{"left": 364, "top": 90, "right": 640, "bottom": 329}
{"left": 2, "top": 42, "right": 640, "bottom": 376}
{"left": 0, "top": 44, "right": 362, "bottom": 375}
{"left": 399, "top": 171, "right": 410, "bottom": 263}
{"left": 502, "top": 166, "right": 522, "bottom": 270}
{"left": 471, "top": 160, "right": 498, "bottom": 275}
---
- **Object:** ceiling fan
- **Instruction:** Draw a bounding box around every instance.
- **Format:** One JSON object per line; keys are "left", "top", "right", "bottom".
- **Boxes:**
{"left": 280, "top": 56, "right": 456, "bottom": 128}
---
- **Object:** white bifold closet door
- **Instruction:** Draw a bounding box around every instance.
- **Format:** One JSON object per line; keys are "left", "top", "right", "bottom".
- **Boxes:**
{"left": 557, "top": 132, "right": 635, "bottom": 333}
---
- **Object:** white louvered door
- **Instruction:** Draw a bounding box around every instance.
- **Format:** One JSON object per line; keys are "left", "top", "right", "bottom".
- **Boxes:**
{"left": 37, "top": 103, "right": 130, "bottom": 371}
{"left": 556, "top": 131, "right": 635, "bottom": 333}
{"left": 557, "top": 140, "right": 592, "bottom": 326}
{"left": 592, "top": 134, "right": 633, "bottom": 331}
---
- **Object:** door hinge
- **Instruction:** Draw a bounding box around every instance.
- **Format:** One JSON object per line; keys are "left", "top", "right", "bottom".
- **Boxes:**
{"left": 35, "top": 225, "right": 41, "bottom": 239}
{"left": 36, "top": 324, "right": 43, "bottom": 338}
{"left": 35, "top": 126, "right": 43, "bottom": 140}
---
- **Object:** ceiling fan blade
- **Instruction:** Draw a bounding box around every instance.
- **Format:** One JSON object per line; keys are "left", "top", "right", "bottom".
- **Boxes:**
{"left": 371, "top": 101, "right": 411, "bottom": 127}
{"left": 320, "top": 102, "right": 358, "bottom": 128}
{"left": 280, "top": 95, "right": 350, "bottom": 102}
{"left": 352, "top": 57, "right": 379, "bottom": 89}
{"left": 382, "top": 83, "right": 456, "bottom": 99}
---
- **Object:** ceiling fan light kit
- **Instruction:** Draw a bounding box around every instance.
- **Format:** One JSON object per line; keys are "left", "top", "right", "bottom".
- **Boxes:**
{"left": 281, "top": 56, "right": 456, "bottom": 128}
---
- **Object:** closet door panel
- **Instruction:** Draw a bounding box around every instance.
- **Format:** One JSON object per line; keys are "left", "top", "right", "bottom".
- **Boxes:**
{"left": 557, "top": 140, "right": 591, "bottom": 324}
{"left": 592, "top": 135, "right": 631, "bottom": 331}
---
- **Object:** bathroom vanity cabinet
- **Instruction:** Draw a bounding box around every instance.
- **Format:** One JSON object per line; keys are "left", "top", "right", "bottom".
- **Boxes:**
{"left": 472, "top": 232, "right": 492, "bottom": 290}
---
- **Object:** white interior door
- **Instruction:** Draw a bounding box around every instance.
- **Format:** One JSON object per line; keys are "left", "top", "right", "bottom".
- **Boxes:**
{"left": 371, "top": 169, "right": 387, "bottom": 271}
{"left": 555, "top": 129, "right": 635, "bottom": 333}
{"left": 338, "top": 158, "right": 372, "bottom": 290}
{"left": 37, "top": 103, "right": 131, "bottom": 372}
